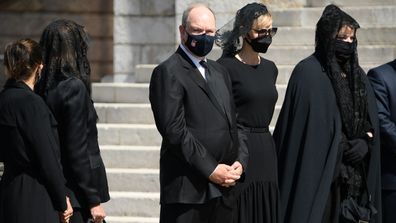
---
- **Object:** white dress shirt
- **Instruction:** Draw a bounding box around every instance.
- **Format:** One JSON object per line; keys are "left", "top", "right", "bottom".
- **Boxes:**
{"left": 180, "top": 44, "right": 207, "bottom": 80}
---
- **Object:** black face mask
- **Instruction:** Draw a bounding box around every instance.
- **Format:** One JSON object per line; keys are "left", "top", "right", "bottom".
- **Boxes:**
{"left": 185, "top": 32, "right": 215, "bottom": 57}
{"left": 334, "top": 39, "right": 356, "bottom": 62}
{"left": 246, "top": 35, "right": 272, "bottom": 53}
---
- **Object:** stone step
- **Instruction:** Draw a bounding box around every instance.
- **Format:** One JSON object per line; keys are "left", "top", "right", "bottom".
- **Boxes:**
{"left": 97, "top": 123, "right": 277, "bottom": 147}
{"left": 93, "top": 81, "right": 287, "bottom": 105}
{"left": 92, "top": 83, "right": 149, "bottom": 103}
{"left": 272, "top": 27, "right": 396, "bottom": 46}
{"left": 106, "top": 216, "right": 158, "bottom": 223}
{"left": 134, "top": 64, "right": 299, "bottom": 85}
{"left": 101, "top": 146, "right": 159, "bottom": 169}
{"left": 98, "top": 120, "right": 277, "bottom": 147}
{"left": 97, "top": 124, "right": 161, "bottom": 146}
{"left": 271, "top": 6, "right": 396, "bottom": 27}
{"left": 94, "top": 86, "right": 285, "bottom": 125}
{"left": 308, "top": 0, "right": 396, "bottom": 7}
{"left": 107, "top": 168, "right": 159, "bottom": 192}
{"left": 103, "top": 192, "right": 160, "bottom": 217}
{"left": 95, "top": 103, "right": 153, "bottom": 124}
{"left": 134, "top": 63, "right": 376, "bottom": 85}
{"left": 95, "top": 101, "right": 286, "bottom": 124}
{"left": 207, "top": 45, "right": 396, "bottom": 67}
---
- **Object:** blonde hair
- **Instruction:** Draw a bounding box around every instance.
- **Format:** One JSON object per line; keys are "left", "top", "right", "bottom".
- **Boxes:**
{"left": 252, "top": 14, "right": 272, "bottom": 29}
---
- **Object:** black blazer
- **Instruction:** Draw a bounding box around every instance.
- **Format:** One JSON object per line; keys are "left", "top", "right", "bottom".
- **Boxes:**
{"left": 368, "top": 59, "right": 396, "bottom": 190}
{"left": 149, "top": 47, "right": 248, "bottom": 204}
{"left": 42, "top": 77, "right": 109, "bottom": 208}
{"left": 0, "top": 80, "right": 67, "bottom": 222}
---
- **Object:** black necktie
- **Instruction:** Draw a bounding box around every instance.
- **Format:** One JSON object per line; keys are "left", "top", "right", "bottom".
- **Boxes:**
{"left": 199, "top": 60, "right": 210, "bottom": 82}
{"left": 199, "top": 60, "right": 227, "bottom": 115}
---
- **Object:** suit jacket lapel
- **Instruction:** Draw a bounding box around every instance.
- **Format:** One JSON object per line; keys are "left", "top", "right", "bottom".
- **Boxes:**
{"left": 206, "top": 62, "right": 233, "bottom": 126}
{"left": 176, "top": 47, "right": 229, "bottom": 121}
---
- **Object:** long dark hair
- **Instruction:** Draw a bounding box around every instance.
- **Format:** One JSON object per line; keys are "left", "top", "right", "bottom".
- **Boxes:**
{"left": 36, "top": 19, "right": 91, "bottom": 96}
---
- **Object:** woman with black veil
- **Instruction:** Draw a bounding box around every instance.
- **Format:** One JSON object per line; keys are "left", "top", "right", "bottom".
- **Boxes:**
{"left": 216, "top": 3, "right": 280, "bottom": 223}
{"left": 273, "top": 4, "right": 381, "bottom": 223}
{"left": 36, "top": 19, "right": 110, "bottom": 223}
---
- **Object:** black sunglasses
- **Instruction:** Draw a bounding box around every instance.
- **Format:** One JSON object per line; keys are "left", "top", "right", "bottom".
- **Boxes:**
{"left": 252, "top": 27, "right": 278, "bottom": 37}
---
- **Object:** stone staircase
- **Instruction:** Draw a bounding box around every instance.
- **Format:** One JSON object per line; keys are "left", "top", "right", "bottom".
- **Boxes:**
{"left": 95, "top": 2, "right": 396, "bottom": 223}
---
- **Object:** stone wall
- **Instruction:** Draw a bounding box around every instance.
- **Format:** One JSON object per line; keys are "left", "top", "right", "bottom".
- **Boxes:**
{"left": 111, "top": 0, "right": 310, "bottom": 82}
{"left": 112, "top": 0, "right": 175, "bottom": 82}
{"left": 0, "top": 0, "right": 113, "bottom": 82}
{"left": 0, "top": 55, "right": 4, "bottom": 89}
{"left": 174, "top": 0, "right": 307, "bottom": 60}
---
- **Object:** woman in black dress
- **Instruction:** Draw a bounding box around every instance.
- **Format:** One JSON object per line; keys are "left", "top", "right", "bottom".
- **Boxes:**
{"left": 0, "top": 39, "right": 73, "bottom": 223}
{"left": 36, "top": 20, "right": 110, "bottom": 223}
{"left": 274, "top": 5, "right": 381, "bottom": 223}
{"left": 216, "top": 3, "right": 279, "bottom": 223}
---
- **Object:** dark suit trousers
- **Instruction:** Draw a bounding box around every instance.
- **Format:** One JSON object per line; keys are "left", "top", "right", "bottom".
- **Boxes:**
{"left": 383, "top": 190, "right": 396, "bottom": 223}
{"left": 160, "top": 197, "right": 234, "bottom": 223}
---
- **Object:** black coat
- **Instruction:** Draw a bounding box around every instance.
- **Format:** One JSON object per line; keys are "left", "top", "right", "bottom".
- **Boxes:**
{"left": 0, "top": 79, "right": 67, "bottom": 223}
{"left": 274, "top": 55, "right": 382, "bottom": 223}
{"left": 149, "top": 47, "right": 248, "bottom": 204}
{"left": 368, "top": 60, "right": 396, "bottom": 190}
{"left": 42, "top": 77, "right": 109, "bottom": 208}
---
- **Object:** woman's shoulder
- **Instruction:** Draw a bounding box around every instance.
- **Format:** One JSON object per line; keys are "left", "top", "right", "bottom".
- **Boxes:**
{"left": 54, "top": 77, "right": 89, "bottom": 99}
{"left": 260, "top": 57, "right": 276, "bottom": 67}
{"left": 217, "top": 56, "right": 238, "bottom": 66}
{"left": 18, "top": 91, "right": 51, "bottom": 116}
{"left": 288, "top": 55, "right": 328, "bottom": 87}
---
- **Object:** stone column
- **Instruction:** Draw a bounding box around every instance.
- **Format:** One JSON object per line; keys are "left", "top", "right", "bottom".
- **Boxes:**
{"left": 112, "top": 0, "right": 176, "bottom": 82}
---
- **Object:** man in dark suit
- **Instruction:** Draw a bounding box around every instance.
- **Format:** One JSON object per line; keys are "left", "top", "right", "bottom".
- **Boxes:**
{"left": 149, "top": 3, "right": 248, "bottom": 223}
{"left": 368, "top": 59, "right": 396, "bottom": 223}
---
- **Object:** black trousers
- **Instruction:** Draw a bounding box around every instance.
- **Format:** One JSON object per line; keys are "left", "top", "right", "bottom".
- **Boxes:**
{"left": 160, "top": 197, "right": 235, "bottom": 223}
{"left": 383, "top": 190, "right": 396, "bottom": 223}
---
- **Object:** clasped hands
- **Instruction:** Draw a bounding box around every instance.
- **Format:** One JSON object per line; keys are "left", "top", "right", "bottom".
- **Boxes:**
{"left": 59, "top": 198, "right": 106, "bottom": 223}
{"left": 59, "top": 196, "right": 73, "bottom": 223}
{"left": 209, "top": 161, "right": 243, "bottom": 187}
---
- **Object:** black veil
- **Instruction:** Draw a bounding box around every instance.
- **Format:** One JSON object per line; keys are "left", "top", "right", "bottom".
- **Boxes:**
{"left": 36, "top": 19, "right": 91, "bottom": 96}
{"left": 315, "top": 4, "right": 370, "bottom": 140}
{"left": 215, "top": 3, "right": 269, "bottom": 57}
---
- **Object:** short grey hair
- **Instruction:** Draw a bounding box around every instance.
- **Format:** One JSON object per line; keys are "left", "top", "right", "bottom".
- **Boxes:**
{"left": 181, "top": 3, "right": 215, "bottom": 28}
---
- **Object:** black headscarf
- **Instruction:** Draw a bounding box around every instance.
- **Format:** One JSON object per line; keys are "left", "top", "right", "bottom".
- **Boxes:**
{"left": 36, "top": 19, "right": 91, "bottom": 96}
{"left": 315, "top": 4, "right": 371, "bottom": 140}
{"left": 215, "top": 3, "right": 269, "bottom": 57}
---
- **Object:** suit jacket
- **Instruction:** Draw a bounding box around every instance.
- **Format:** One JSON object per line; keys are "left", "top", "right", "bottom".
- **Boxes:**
{"left": 42, "top": 77, "right": 110, "bottom": 208}
{"left": 368, "top": 59, "right": 396, "bottom": 190}
{"left": 0, "top": 79, "right": 67, "bottom": 222}
{"left": 149, "top": 47, "right": 248, "bottom": 204}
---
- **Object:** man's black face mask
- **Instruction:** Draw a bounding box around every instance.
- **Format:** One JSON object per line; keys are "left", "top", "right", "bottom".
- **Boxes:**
{"left": 185, "top": 32, "right": 215, "bottom": 57}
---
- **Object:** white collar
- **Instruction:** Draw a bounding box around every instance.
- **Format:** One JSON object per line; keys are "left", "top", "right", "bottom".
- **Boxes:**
{"left": 180, "top": 44, "right": 207, "bottom": 79}
{"left": 180, "top": 44, "right": 206, "bottom": 68}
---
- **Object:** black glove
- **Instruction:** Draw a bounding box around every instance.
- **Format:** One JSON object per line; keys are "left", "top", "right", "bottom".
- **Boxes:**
{"left": 343, "top": 138, "right": 368, "bottom": 165}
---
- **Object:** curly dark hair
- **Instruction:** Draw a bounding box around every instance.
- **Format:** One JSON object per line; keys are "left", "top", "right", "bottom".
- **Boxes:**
{"left": 35, "top": 19, "right": 91, "bottom": 96}
{"left": 216, "top": 2, "right": 269, "bottom": 57}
